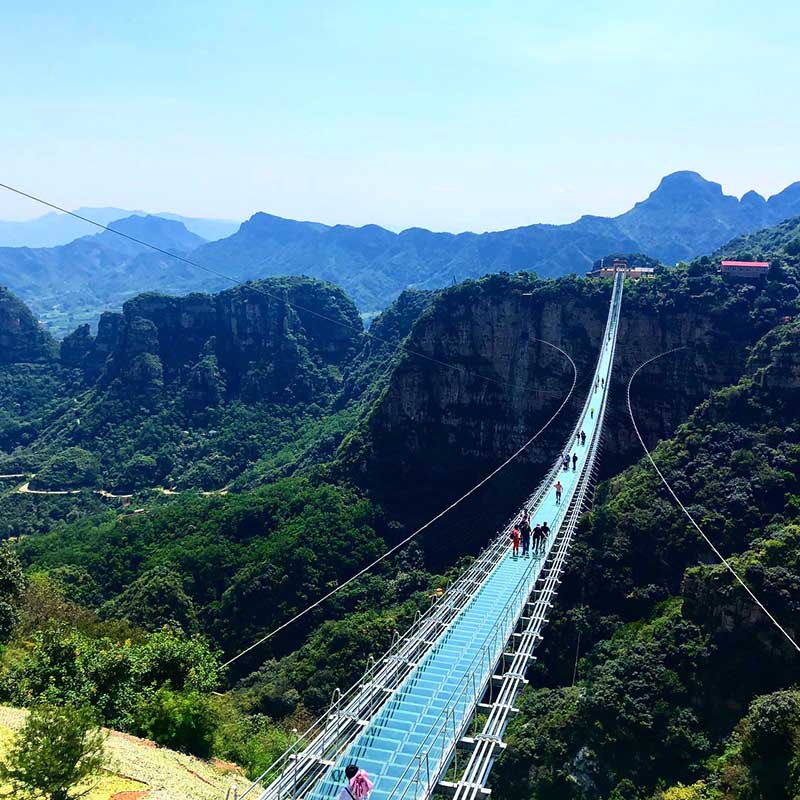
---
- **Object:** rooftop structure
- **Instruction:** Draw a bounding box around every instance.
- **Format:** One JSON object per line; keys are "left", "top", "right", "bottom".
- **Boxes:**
{"left": 587, "top": 265, "right": 655, "bottom": 280}
{"left": 720, "top": 260, "right": 769, "bottom": 279}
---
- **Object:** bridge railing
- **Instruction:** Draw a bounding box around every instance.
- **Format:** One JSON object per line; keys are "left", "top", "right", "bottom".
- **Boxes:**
{"left": 242, "top": 450, "right": 565, "bottom": 800}
{"left": 388, "top": 538, "right": 555, "bottom": 799}
{"left": 449, "top": 272, "right": 624, "bottom": 800}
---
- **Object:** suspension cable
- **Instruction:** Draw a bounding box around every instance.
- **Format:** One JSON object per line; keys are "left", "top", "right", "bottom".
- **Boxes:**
{"left": 627, "top": 348, "right": 800, "bottom": 653}
{"left": 221, "top": 338, "right": 577, "bottom": 667}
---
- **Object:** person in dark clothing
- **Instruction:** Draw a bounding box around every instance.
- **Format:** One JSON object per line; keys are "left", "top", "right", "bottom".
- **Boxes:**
{"left": 572, "top": 453, "right": 578, "bottom": 471}
{"left": 575, "top": 433, "right": 580, "bottom": 445}
{"left": 563, "top": 453, "right": 570, "bottom": 471}
{"left": 521, "top": 518, "right": 531, "bottom": 555}
{"left": 541, "top": 521, "right": 551, "bottom": 545}
{"left": 533, "top": 523, "right": 543, "bottom": 552}
{"left": 580, "top": 430, "right": 586, "bottom": 446}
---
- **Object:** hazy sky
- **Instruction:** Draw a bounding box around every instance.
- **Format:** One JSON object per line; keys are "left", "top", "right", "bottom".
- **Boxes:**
{"left": 2, "top": 1, "right": 798, "bottom": 232}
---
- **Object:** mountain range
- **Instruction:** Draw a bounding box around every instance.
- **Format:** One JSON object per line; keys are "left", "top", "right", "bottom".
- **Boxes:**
{"left": 0, "top": 206, "right": 239, "bottom": 247}
{"left": 2, "top": 213, "right": 800, "bottom": 797}
{"left": 2, "top": 170, "right": 800, "bottom": 335}
{"left": 0, "top": 216, "right": 208, "bottom": 333}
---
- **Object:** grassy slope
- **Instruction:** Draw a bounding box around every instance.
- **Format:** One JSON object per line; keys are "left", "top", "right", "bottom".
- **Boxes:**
{"left": 0, "top": 705, "right": 258, "bottom": 800}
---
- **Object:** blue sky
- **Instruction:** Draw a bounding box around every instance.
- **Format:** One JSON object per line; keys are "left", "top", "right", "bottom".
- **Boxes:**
{"left": 2, "top": 1, "right": 798, "bottom": 232}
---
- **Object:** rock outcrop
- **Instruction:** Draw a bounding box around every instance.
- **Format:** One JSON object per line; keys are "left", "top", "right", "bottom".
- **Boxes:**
{"left": 341, "top": 266, "right": 797, "bottom": 541}
{"left": 0, "top": 286, "right": 57, "bottom": 364}
{"left": 63, "top": 276, "right": 363, "bottom": 405}
{"left": 60, "top": 323, "right": 93, "bottom": 368}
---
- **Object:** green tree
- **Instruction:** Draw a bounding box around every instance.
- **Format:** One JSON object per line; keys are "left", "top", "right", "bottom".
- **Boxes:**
{"left": 0, "top": 542, "right": 25, "bottom": 642}
{"left": 5, "top": 624, "right": 221, "bottom": 729}
{"left": 32, "top": 447, "right": 99, "bottom": 490}
{"left": 738, "top": 690, "right": 800, "bottom": 799}
{"left": 100, "top": 566, "right": 199, "bottom": 633}
{"left": 0, "top": 703, "right": 106, "bottom": 800}
{"left": 131, "top": 687, "right": 217, "bottom": 757}
{"left": 120, "top": 453, "right": 158, "bottom": 489}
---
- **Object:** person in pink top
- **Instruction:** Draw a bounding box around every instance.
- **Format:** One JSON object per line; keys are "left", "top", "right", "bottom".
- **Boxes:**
{"left": 339, "top": 765, "right": 373, "bottom": 800}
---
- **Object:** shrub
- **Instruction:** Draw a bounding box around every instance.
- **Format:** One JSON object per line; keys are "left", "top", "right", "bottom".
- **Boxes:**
{"left": 131, "top": 686, "right": 217, "bottom": 757}
{"left": 0, "top": 542, "right": 25, "bottom": 643}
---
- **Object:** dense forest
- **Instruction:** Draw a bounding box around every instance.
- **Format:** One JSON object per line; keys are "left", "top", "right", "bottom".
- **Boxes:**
{"left": 1, "top": 216, "right": 799, "bottom": 796}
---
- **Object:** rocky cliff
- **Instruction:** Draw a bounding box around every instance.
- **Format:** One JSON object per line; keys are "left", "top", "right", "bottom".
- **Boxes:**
{"left": 64, "top": 277, "right": 362, "bottom": 405}
{"left": 341, "top": 262, "right": 799, "bottom": 547}
{"left": 0, "top": 286, "right": 57, "bottom": 364}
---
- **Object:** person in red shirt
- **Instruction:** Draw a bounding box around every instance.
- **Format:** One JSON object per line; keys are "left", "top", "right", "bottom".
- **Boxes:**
{"left": 511, "top": 526, "right": 521, "bottom": 556}
{"left": 554, "top": 480, "right": 563, "bottom": 504}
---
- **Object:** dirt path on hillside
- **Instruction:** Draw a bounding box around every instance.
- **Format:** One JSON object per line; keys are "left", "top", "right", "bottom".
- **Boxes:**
{"left": 5, "top": 474, "right": 229, "bottom": 501}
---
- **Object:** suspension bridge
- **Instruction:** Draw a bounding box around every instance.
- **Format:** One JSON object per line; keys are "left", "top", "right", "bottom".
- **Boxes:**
{"left": 238, "top": 272, "right": 625, "bottom": 800}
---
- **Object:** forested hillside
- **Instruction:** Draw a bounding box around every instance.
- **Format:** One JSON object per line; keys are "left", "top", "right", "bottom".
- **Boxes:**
{"left": 337, "top": 235, "right": 800, "bottom": 557}
{"left": 1, "top": 216, "right": 800, "bottom": 796}
{"left": 0, "top": 277, "right": 375, "bottom": 493}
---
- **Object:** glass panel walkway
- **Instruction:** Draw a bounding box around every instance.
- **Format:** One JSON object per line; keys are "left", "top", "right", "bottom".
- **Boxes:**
{"left": 246, "top": 272, "right": 624, "bottom": 800}
{"left": 301, "top": 274, "right": 624, "bottom": 800}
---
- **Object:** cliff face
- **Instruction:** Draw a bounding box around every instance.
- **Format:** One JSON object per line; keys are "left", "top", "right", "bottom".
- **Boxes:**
{"left": 65, "top": 277, "right": 362, "bottom": 405}
{"left": 343, "top": 266, "right": 797, "bottom": 536}
{"left": 0, "top": 286, "right": 57, "bottom": 364}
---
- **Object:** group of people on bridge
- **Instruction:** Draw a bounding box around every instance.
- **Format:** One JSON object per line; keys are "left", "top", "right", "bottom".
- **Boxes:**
{"left": 510, "top": 422, "right": 594, "bottom": 559}
{"left": 510, "top": 511, "right": 550, "bottom": 557}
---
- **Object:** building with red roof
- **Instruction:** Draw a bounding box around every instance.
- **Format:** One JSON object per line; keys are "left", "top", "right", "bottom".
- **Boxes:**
{"left": 720, "top": 260, "right": 770, "bottom": 280}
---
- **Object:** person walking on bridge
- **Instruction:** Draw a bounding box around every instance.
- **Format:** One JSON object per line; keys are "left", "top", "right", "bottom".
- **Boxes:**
{"left": 533, "top": 522, "right": 543, "bottom": 553}
{"left": 590, "top": 407, "right": 595, "bottom": 420}
{"left": 563, "top": 453, "right": 570, "bottom": 471}
{"left": 520, "top": 515, "right": 531, "bottom": 556}
{"left": 541, "top": 521, "right": 551, "bottom": 547}
{"left": 580, "top": 430, "right": 586, "bottom": 446}
{"left": 554, "top": 480, "right": 563, "bottom": 504}
{"left": 511, "top": 525, "right": 521, "bottom": 556}
{"left": 572, "top": 453, "right": 578, "bottom": 472}
{"left": 339, "top": 765, "right": 373, "bottom": 800}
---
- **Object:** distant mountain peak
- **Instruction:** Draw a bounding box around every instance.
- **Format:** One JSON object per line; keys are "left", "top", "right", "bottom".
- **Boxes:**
{"left": 741, "top": 190, "right": 767, "bottom": 207}
{"left": 94, "top": 214, "right": 205, "bottom": 252}
{"left": 768, "top": 182, "right": 800, "bottom": 220}
{"left": 649, "top": 170, "right": 725, "bottom": 200}
{"left": 0, "top": 208, "right": 239, "bottom": 248}
{"left": 106, "top": 213, "right": 194, "bottom": 235}
{"left": 241, "top": 212, "right": 329, "bottom": 237}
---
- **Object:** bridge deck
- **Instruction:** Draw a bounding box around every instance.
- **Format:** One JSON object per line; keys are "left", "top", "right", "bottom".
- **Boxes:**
{"left": 305, "top": 275, "right": 624, "bottom": 800}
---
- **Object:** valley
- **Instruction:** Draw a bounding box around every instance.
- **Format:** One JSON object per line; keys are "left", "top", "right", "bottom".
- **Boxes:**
{"left": 0, "top": 214, "right": 799, "bottom": 800}
{"left": 5, "top": 6, "right": 798, "bottom": 798}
